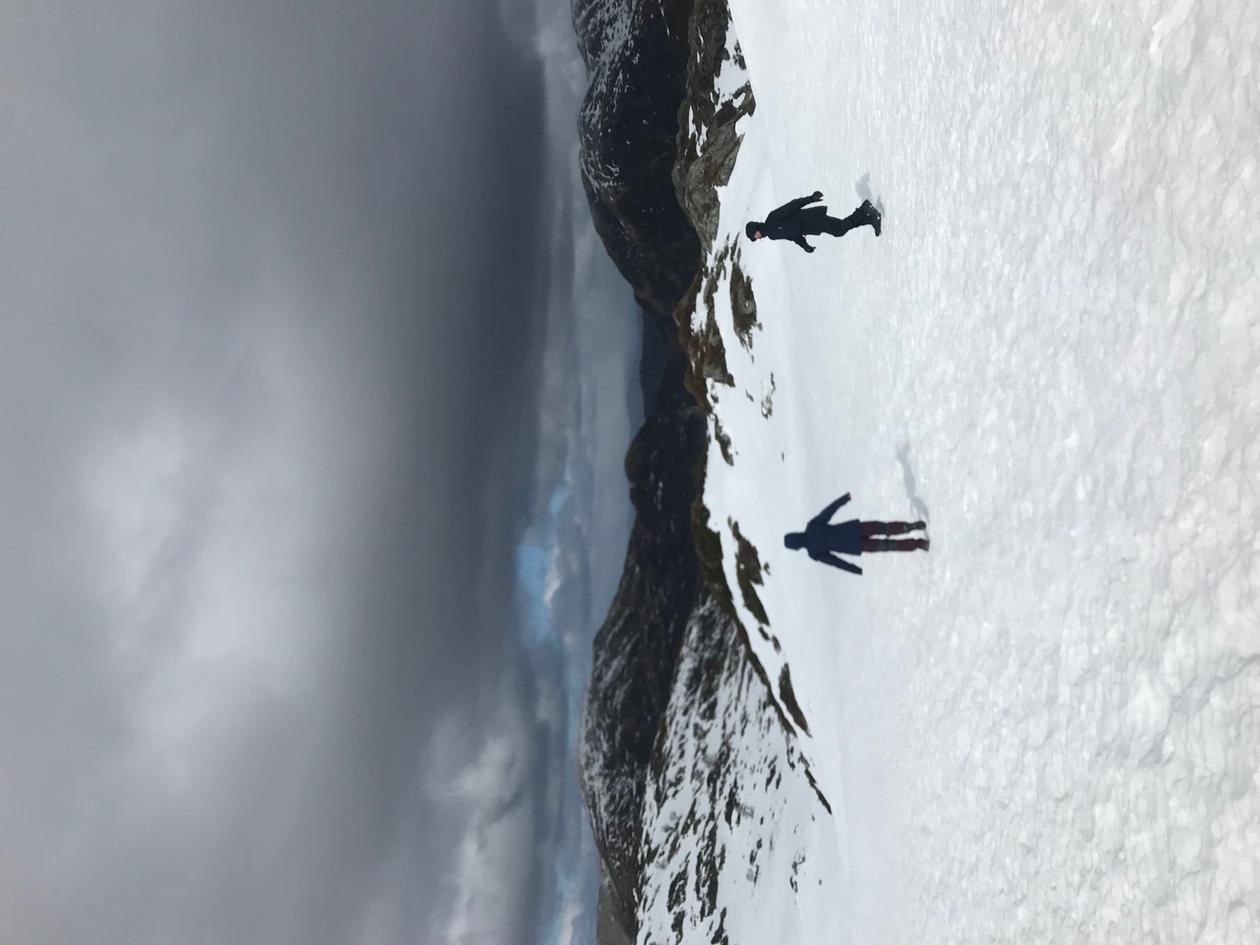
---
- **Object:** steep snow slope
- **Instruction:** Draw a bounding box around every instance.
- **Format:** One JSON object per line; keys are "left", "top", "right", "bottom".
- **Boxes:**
{"left": 637, "top": 601, "right": 843, "bottom": 945}
{"left": 684, "top": 2, "right": 1260, "bottom": 943}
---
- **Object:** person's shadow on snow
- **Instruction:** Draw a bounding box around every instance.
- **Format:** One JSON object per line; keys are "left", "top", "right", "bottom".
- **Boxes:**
{"left": 896, "top": 443, "right": 931, "bottom": 524}
{"left": 856, "top": 172, "right": 887, "bottom": 222}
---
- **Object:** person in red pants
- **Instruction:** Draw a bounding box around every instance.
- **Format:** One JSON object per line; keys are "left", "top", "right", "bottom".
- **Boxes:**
{"left": 783, "top": 493, "right": 927, "bottom": 575}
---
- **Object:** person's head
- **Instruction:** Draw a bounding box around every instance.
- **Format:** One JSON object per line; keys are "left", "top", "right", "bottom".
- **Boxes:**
{"left": 745, "top": 221, "right": 763, "bottom": 241}
{"left": 783, "top": 532, "right": 805, "bottom": 550}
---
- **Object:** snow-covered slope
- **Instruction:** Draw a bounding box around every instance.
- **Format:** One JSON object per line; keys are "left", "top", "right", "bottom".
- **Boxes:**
{"left": 680, "top": 1, "right": 1260, "bottom": 943}
{"left": 637, "top": 599, "right": 842, "bottom": 945}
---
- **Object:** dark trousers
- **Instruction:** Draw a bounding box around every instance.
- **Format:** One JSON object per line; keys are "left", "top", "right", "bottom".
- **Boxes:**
{"left": 860, "top": 520, "right": 925, "bottom": 553}
{"left": 818, "top": 204, "right": 875, "bottom": 238}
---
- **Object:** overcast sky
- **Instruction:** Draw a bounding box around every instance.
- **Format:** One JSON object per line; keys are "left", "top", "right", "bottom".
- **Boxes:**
{"left": 0, "top": 2, "right": 635, "bottom": 944}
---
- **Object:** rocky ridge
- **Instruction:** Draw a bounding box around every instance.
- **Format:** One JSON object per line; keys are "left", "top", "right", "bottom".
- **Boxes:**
{"left": 575, "top": 2, "right": 827, "bottom": 944}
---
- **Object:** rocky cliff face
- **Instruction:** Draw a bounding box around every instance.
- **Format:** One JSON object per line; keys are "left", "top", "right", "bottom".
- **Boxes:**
{"left": 671, "top": 0, "right": 756, "bottom": 249}
{"left": 573, "top": 0, "right": 700, "bottom": 326}
{"left": 574, "top": 1, "right": 772, "bottom": 943}
{"left": 580, "top": 362, "right": 705, "bottom": 939}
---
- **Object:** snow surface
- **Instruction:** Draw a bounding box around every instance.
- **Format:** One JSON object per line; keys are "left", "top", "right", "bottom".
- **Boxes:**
{"left": 671, "top": 2, "right": 1260, "bottom": 943}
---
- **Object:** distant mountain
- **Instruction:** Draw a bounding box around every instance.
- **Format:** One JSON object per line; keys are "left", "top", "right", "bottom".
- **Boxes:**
{"left": 572, "top": 0, "right": 699, "bottom": 331}
{"left": 570, "top": 3, "right": 815, "bottom": 944}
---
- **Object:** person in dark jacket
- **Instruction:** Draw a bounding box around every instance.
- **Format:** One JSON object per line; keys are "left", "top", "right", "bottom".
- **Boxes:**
{"left": 745, "top": 191, "right": 881, "bottom": 253}
{"left": 783, "top": 493, "right": 927, "bottom": 575}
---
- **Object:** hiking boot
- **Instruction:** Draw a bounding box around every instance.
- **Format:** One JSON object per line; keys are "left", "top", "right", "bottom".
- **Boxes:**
{"left": 865, "top": 201, "right": 882, "bottom": 236}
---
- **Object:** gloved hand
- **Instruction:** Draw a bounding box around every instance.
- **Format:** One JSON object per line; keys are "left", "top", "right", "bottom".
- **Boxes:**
{"left": 811, "top": 190, "right": 823, "bottom": 200}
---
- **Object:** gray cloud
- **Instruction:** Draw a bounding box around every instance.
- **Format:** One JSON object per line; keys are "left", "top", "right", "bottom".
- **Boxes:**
{"left": 503, "top": 0, "right": 646, "bottom": 935}
{"left": 0, "top": 1, "right": 564, "bottom": 943}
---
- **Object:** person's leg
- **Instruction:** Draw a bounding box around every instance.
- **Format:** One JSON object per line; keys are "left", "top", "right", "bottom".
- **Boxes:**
{"left": 819, "top": 214, "right": 859, "bottom": 237}
{"left": 819, "top": 211, "right": 863, "bottom": 237}
{"left": 861, "top": 538, "right": 928, "bottom": 553}
{"left": 819, "top": 201, "right": 880, "bottom": 237}
{"left": 861, "top": 520, "right": 921, "bottom": 537}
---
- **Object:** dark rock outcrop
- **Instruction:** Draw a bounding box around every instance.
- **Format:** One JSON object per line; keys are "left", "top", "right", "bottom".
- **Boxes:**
{"left": 574, "top": 0, "right": 701, "bottom": 327}
{"left": 580, "top": 361, "right": 705, "bottom": 937}
{"left": 672, "top": 0, "right": 756, "bottom": 249}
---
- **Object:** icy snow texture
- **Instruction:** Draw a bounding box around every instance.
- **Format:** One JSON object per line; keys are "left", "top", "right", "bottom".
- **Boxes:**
{"left": 683, "top": 1, "right": 1260, "bottom": 943}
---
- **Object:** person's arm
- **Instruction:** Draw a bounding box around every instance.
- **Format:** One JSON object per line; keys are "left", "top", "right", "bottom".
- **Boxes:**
{"left": 765, "top": 191, "right": 824, "bottom": 223}
{"left": 791, "top": 235, "right": 815, "bottom": 253}
{"left": 812, "top": 551, "right": 862, "bottom": 575}
{"left": 830, "top": 554, "right": 863, "bottom": 575}
{"left": 809, "top": 493, "right": 851, "bottom": 525}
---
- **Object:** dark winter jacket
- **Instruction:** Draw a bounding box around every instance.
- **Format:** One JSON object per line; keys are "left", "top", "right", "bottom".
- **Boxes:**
{"left": 746, "top": 192, "right": 830, "bottom": 253}
{"left": 786, "top": 493, "right": 863, "bottom": 574}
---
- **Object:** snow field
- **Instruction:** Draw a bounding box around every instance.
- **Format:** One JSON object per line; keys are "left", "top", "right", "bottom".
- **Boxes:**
{"left": 692, "top": 2, "right": 1260, "bottom": 943}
